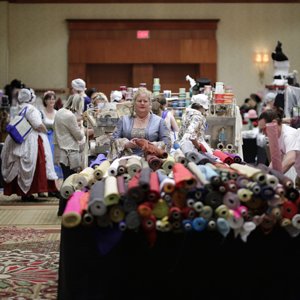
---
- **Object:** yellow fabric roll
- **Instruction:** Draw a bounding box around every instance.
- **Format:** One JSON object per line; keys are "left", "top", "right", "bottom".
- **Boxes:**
{"left": 162, "top": 155, "right": 175, "bottom": 175}
{"left": 104, "top": 175, "right": 120, "bottom": 206}
{"left": 94, "top": 160, "right": 111, "bottom": 180}
{"left": 126, "top": 157, "right": 142, "bottom": 177}
{"left": 60, "top": 173, "right": 77, "bottom": 199}
{"left": 73, "top": 167, "right": 95, "bottom": 190}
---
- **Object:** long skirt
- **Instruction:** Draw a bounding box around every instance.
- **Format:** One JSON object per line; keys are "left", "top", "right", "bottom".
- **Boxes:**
{"left": 4, "top": 136, "right": 57, "bottom": 196}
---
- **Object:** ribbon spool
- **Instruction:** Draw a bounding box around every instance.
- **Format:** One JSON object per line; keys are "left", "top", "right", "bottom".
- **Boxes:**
{"left": 237, "top": 188, "right": 253, "bottom": 202}
{"left": 282, "top": 201, "right": 298, "bottom": 219}
{"left": 200, "top": 205, "right": 213, "bottom": 219}
{"left": 193, "top": 201, "right": 204, "bottom": 213}
{"left": 215, "top": 204, "right": 229, "bottom": 219}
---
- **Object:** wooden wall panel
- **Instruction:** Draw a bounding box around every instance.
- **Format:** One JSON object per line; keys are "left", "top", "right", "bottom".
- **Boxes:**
{"left": 69, "top": 39, "right": 216, "bottom": 64}
{"left": 68, "top": 20, "right": 219, "bottom": 96}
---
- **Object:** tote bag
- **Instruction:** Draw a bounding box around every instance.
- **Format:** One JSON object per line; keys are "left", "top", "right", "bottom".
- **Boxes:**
{"left": 6, "top": 106, "right": 32, "bottom": 144}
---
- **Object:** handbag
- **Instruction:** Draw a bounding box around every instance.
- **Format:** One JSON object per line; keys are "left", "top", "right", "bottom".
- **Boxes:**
{"left": 6, "top": 106, "right": 32, "bottom": 144}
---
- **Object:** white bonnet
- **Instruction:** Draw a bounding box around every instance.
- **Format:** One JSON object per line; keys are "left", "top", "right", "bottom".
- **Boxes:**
{"left": 71, "top": 78, "right": 86, "bottom": 92}
{"left": 18, "top": 88, "right": 36, "bottom": 104}
{"left": 191, "top": 93, "right": 209, "bottom": 109}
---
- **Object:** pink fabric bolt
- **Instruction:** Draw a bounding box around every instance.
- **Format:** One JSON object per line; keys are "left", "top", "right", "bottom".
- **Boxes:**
{"left": 62, "top": 190, "right": 85, "bottom": 228}
{"left": 266, "top": 122, "right": 283, "bottom": 172}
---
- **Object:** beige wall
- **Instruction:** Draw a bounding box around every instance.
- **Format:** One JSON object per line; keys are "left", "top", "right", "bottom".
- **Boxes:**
{"left": 1, "top": 2, "right": 300, "bottom": 103}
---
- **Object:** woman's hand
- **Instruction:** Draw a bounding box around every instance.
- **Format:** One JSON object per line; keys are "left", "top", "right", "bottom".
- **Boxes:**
{"left": 125, "top": 139, "right": 138, "bottom": 149}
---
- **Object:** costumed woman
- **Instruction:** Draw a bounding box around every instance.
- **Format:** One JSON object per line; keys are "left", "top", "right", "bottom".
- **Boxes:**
{"left": 1, "top": 88, "right": 58, "bottom": 201}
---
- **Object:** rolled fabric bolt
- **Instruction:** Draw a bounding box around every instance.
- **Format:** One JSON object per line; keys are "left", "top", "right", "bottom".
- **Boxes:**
{"left": 96, "top": 214, "right": 111, "bottom": 228}
{"left": 208, "top": 219, "right": 216, "bottom": 230}
{"left": 60, "top": 173, "right": 77, "bottom": 199}
{"left": 192, "top": 217, "right": 207, "bottom": 232}
{"left": 182, "top": 207, "right": 196, "bottom": 219}
{"left": 182, "top": 219, "right": 193, "bottom": 231}
{"left": 226, "top": 180, "right": 238, "bottom": 193}
{"left": 162, "top": 193, "right": 172, "bottom": 203}
{"left": 123, "top": 173, "right": 131, "bottom": 182}
{"left": 282, "top": 201, "right": 298, "bottom": 219}
{"left": 226, "top": 143, "right": 234, "bottom": 151}
{"left": 285, "top": 187, "right": 300, "bottom": 201}
{"left": 172, "top": 190, "right": 186, "bottom": 208}
{"left": 125, "top": 211, "right": 141, "bottom": 230}
{"left": 200, "top": 205, "right": 213, "bottom": 219}
{"left": 82, "top": 212, "right": 94, "bottom": 226}
{"left": 94, "top": 160, "right": 111, "bottom": 180}
{"left": 162, "top": 155, "right": 175, "bottom": 175}
{"left": 173, "top": 148, "right": 187, "bottom": 165}
{"left": 160, "top": 178, "right": 175, "bottom": 194}
{"left": 88, "top": 180, "right": 107, "bottom": 216}
{"left": 246, "top": 196, "right": 263, "bottom": 210}
{"left": 186, "top": 198, "right": 195, "bottom": 208}
{"left": 148, "top": 172, "right": 160, "bottom": 202}
{"left": 214, "top": 162, "right": 238, "bottom": 179}
{"left": 62, "top": 190, "right": 85, "bottom": 228}
{"left": 159, "top": 218, "right": 172, "bottom": 232}
{"left": 185, "top": 151, "right": 202, "bottom": 164}
{"left": 152, "top": 199, "right": 169, "bottom": 219}
{"left": 73, "top": 167, "right": 95, "bottom": 190}
{"left": 204, "top": 191, "right": 223, "bottom": 209}
{"left": 134, "top": 138, "right": 168, "bottom": 158}
{"left": 223, "top": 191, "right": 240, "bottom": 209}
{"left": 201, "top": 164, "right": 222, "bottom": 187}
{"left": 240, "top": 221, "right": 256, "bottom": 242}
{"left": 266, "top": 122, "right": 282, "bottom": 172}
{"left": 223, "top": 151, "right": 242, "bottom": 164}
{"left": 237, "top": 188, "right": 253, "bottom": 202}
{"left": 215, "top": 204, "right": 229, "bottom": 219}
{"left": 139, "top": 167, "right": 152, "bottom": 191}
{"left": 141, "top": 158, "right": 150, "bottom": 168}
{"left": 156, "top": 169, "right": 168, "bottom": 183}
{"left": 142, "top": 215, "right": 157, "bottom": 231}
{"left": 213, "top": 150, "right": 233, "bottom": 165}
{"left": 216, "top": 218, "right": 230, "bottom": 237}
{"left": 122, "top": 198, "right": 137, "bottom": 213}
{"left": 116, "top": 175, "right": 127, "bottom": 197}
{"left": 236, "top": 176, "right": 250, "bottom": 188}
{"left": 217, "top": 142, "right": 224, "bottom": 150}
{"left": 291, "top": 214, "right": 300, "bottom": 229}
{"left": 127, "top": 172, "right": 144, "bottom": 203}
{"left": 265, "top": 174, "right": 279, "bottom": 188}
{"left": 280, "top": 218, "right": 291, "bottom": 227}
{"left": 193, "top": 201, "right": 204, "bottom": 213}
{"left": 260, "top": 185, "right": 275, "bottom": 200}
{"left": 89, "top": 153, "right": 107, "bottom": 168}
{"left": 230, "top": 163, "right": 266, "bottom": 185}
{"left": 169, "top": 206, "right": 182, "bottom": 220}
{"left": 186, "top": 161, "right": 209, "bottom": 186}
{"left": 260, "top": 214, "right": 276, "bottom": 235}
{"left": 237, "top": 205, "right": 248, "bottom": 217}
{"left": 171, "top": 220, "right": 181, "bottom": 231}
{"left": 227, "top": 209, "right": 243, "bottom": 229}
{"left": 104, "top": 176, "right": 120, "bottom": 206}
{"left": 146, "top": 154, "right": 163, "bottom": 171}
{"left": 271, "top": 207, "right": 282, "bottom": 220}
{"left": 108, "top": 158, "right": 120, "bottom": 176}
{"left": 246, "top": 181, "right": 261, "bottom": 195}
{"left": 117, "top": 158, "right": 127, "bottom": 175}
{"left": 137, "top": 202, "right": 153, "bottom": 218}
{"left": 127, "top": 157, "right": 142, "bottom": 177}
{"left": 109, "top": 205, "right": 125, "bottom": 223}
{"left": 119, "top": 221, "right": 127, "bottom": 231}
{"left": 173, "top": 162, "right": 197, "bottom": 189}
{"left": 284, "top": 224, "right": 300, "bottom": 238}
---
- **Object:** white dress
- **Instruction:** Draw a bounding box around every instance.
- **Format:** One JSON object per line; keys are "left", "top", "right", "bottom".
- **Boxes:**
{"left": 1, "top": 103, "right": 57, "bottom": 193}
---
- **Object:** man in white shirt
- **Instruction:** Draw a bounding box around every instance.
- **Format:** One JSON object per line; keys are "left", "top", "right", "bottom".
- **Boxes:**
{"left": 258, "top": 109, "right": 300, "bottom": 186}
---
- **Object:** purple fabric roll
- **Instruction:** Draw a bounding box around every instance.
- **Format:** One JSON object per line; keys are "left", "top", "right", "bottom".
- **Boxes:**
{"left": 90, "top": 154, "right": 107, "bottom": 168}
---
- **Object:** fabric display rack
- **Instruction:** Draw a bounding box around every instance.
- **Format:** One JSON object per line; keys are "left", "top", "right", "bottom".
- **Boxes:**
{"left": 58, "top": 150, "right": 300, "bottom": 300}
{"left": 58, "top": 81, "right": 300, "bottom": 300}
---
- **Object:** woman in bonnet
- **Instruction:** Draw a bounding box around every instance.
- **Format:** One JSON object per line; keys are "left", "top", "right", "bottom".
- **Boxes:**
{"left": 1, "top": 88, "right": 58, "bottom": 201}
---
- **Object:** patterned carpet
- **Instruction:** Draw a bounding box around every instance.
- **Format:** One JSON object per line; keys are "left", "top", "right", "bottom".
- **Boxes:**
{"left": 0, "top": 192, "right": 61, "bottom": 300}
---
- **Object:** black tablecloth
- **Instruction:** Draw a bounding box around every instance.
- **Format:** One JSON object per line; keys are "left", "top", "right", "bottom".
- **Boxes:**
{"left": 58, "top": 225, "right": 300, "bottom": 300}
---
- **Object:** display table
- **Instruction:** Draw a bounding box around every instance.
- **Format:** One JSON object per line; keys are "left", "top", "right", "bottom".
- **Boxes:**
{"left": 58, "top": 224, "right": 300, "bottom": 300}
